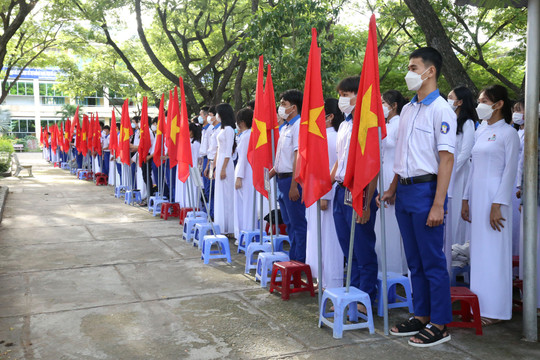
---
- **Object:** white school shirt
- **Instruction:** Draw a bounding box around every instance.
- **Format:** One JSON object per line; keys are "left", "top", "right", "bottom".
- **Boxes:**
{"left": 274, "top": 115, "right": 300, "bottom": 173}
{"left": 207, "top": 124, "right": 221, "bottom": 161}
{"left": 393, "top": 89, "right": 457, "bottom": 178}
{"left": 199, "top": 123, "right": 211, "bottom": 157}
{"left": 334, "top": 113, "right": 353, "bottom": 183}
{"left": 102, "top": 134, "right": 110, "bottom": 150}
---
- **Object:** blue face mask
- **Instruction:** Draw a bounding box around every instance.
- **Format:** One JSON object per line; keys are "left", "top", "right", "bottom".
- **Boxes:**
{"left": 234, "top": 128, "right": 238, "bottom": 134}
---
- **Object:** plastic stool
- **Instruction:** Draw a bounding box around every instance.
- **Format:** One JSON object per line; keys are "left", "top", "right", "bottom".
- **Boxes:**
{"left": 84, "top": 171, "right": 94, "bottom": 180}
{"left": 245, "top": 241, "right": 272, "bottom": 273}
{"left": 265, "top": 223, "right": 288, "bottom": 235}
{"left": 61, "top": 162, "right": 70, "bottom": 170}
{"left": 182, "top": 217, "right": 207, "bottom": 242}
{"left": 95, "top": 173, "right": 108, "bottom": 186}
{"left": 115, "top": 185, "right": 128, "bottom": 198}
{"left": 447, "top": 286, "right": 483, "bottom": 335}
{"left": 201, "top": 235, "right": 231, "bottom": 264}
{"left": 78, "top": 170, "right": 89, "bottom": 180}
{"left": 53, "top": 161, "right": 61, "bottom": 168}
{"left": 148, "top": 194, "right": 167, "bottom": 212}
{"left": 269, "top": 261, "right": 315, "bottom": 300}
{"left": 256, "top": 252, "right": 289, "bottom": 287}
{"left": 178, "top": 207, "right": 194, "bottom": 225}
{"left": 238, "top": 230, "right": 267, "bottom": 254}
{"left": 318, "top": 286, "right": 375, "bottom": 338}
{"left": 160, "top": 203, "right": 181, "bottom": 220}
{"left": 152, "top": 198, "right": 170, "bottom": 217}
{"left": 263, "top": 235, "right": 290, "bottom": 255}
{"left": 193, "top": 223, "right": 221, "bottom": 249}
{"left": 71, "top": 167, "right": 80, "bottom": 175}
{"left": 451, "top": 265, "right": 470, "bottom": 287}
{"left": 186, "top": 210, "right": 206, "bottom": 219}
{"left": 125, "top": 190, "right": 142, "bottom": 205}
{"left": 376, "top": 271, "right": 413, "bottom": 317}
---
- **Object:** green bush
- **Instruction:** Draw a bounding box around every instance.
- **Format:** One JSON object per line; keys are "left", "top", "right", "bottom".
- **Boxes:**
{"left": 0, "top": 139, "right": 14, "bottom": 154}
{"left": 0, "top": 139, "right": 13, "bottom": 174}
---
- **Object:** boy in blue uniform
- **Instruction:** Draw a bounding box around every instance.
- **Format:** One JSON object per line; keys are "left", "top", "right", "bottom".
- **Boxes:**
{"left": 381, "top": 47, "right": 456, "bottom": 347}
{"left": 330, "top": 76, "right": 379, "bottom": 307}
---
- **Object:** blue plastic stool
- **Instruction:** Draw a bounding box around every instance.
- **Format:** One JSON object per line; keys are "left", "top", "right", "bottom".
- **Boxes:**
{"left": 78, "top": 170, "right": 89, "bottom": 180}
{"left": 148, "top": 194, "right": 167, "bottom": 212}
{"left": 376, "top": 271, "right": 413, "bottom": 317}
{"left": 201, "top": 235, "right": 231, "bottom": 264}
{"left": 238, "top": 230, "right": 267, "bottom": 254}
{"left": 255, "top": 252, "right": 289, "bottom": 287}
{"left": 61, "top": 162, "right": 70, "bottom": 170}
{"left": 451, "top": 264, "right": 470, "bottom": 287}
{"left": 263, "top": 235, "right": 290, "bottom": 255}
{"left": 186, "top": 210, "right": 206, "bottom": 218}
{"left": 194, "top": 223, "right": 221, "bottom": 249}
{"left": 152, "top": 198, "right": 170, "bottom": 217}
{"left": 124, "top": 190, "right": 142, "bottom": 205}
{"left": 244, "top": 241, "right": 272, "bottom": 274}
{"left": 71, "top": 167, "right": 80, "bottom": 175}
{"left": 182, "top": 217, "right": 207, "bottom": 242}
{"left": 319, "top": 287, "right": 375, "bottom": 339}
{"left": 115, "top": 185, "right": 128, "bottom": 198}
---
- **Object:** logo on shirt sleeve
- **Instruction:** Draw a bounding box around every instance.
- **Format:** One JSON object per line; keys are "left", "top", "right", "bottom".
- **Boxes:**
{"left": 441, "top": 122, "right": 450, "bottom": 134}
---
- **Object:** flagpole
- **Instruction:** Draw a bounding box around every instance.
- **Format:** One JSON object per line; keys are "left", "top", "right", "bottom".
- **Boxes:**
{"left": 316, "top": 199, "right": 323, "bottom": 309}
{"left": 270, "top": 131, "right": 280, "bottom": 236}
{"left": 268, "top": 186, "right": 274, "bottom": 254}
{"left": 252, "top": 187, "right": 257, "bottom": 230}
{"left": 345, "top": 209, "right": 356, "bottom": 293}
{"left": 259, "top": 193, "right": 264, "bottom": 244}
{"left": 378, "top": 126, "right": 389, "bottom": 335}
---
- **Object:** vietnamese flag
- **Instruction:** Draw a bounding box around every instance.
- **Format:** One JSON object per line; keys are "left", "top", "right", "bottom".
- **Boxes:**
{"left": 295, "top": 28, "right": 332, "bottom": 208}
{"left": 94, "top": 113, "right": 102, "bottom": 156}
{"left": 89, "top": 114, "right": 95, "bottom": 153}
{"left": 343, "top": 15, "right": 387, "bottom": 216}
{"left": 176, "top": 76, "right": 193, "bottom": 182}
{"left": 51, "top": 124, "right": 58, "bottom": 152}
{"left": 119, "top": 98, "right": 133, "bottom": 165}
{"left": 70, "top": 106, "right": 79, "bottom": 143}
{"left": 109, "top": 111, "right": 118, "bottom": 157}
{"left": 167, "top": 87, "right": 180, "bottom": 168}
{"left": 81, "top": 115, "right": 89, "bottom": 157}
{"left": 138, "top": 97, "right": 151, "bottom": 167}
{"left": 64, "top": 119, "right": 71, "bottom": 152}
{"left": 247, "top": 55, "right": 272, "bottom": 198}
{"left": 153, "top": 94, "right": 166, "bottom": 167}
{"left": 44, "top": 126, "right": 49, "bottom": 148}
{"left": 265, "top": 64, "right": 279, "bottom": 152}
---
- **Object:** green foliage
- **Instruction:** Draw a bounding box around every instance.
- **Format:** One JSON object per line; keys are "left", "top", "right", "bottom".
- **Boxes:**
{"left": 0, "top": 138, "right": 14, "bottom": 173}
{"left": 0, "top": 139, "right": 14, "bottom": 154}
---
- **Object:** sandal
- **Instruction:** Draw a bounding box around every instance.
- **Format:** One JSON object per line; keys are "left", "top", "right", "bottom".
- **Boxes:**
{"left": 481, "top": 317, "right": 502, "bottom": 326}
{"left": 408, "top": 324, "right": 451, "bottom": 348}
{"left": 390, "top": 317, "right": 428, "bottom": 337}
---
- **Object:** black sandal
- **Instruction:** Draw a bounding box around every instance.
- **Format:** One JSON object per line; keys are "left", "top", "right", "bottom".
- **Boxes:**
{"left": 408, "top": 324, "right": 451, "bottom": 348}
{"left": 389, "top": 317, "right": 428, "bottom": 337}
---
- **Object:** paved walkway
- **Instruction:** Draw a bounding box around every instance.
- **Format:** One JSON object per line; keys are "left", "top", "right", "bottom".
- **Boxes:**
{"left": 0, "top": 153, "right": 538, "bottom": 360}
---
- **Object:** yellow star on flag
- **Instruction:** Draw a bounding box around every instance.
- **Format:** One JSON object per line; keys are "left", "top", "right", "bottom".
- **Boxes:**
{"left": 122, "top": 127, "right": 130, "bottom": 142}
{"left": 253, "top": 118, "right": 267, "bottom": 149}
{"left": 357, "top": 85, "right": 378, "bottom": 155}
{"left": 82, "top": 133, "right": 87, "bottom": 141}
{"left": 170, "top": 115, "right": 179, "bottom": 145}
{"left": 301, "top": 106, "right": 324, "bottom": 138}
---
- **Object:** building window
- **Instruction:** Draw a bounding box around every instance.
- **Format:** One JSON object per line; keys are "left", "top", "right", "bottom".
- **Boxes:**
{"left": 7, "top": 81, "right": 34, "bottom": 96}
{"left": 10, "top": 119, "right": 36, "bottom": 138}
{"left": 75, "top": 90, "right": 104, "bottom": 107}
{"left": 39, "top": 83, "right": 66, "bottom": 106}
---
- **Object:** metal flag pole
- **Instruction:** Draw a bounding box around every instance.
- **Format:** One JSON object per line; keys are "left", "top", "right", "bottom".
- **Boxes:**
{"left": 146, "top": 160, "right": 151, "bottom": 201}
{"left": 252, "top": 187, "right": 257, "bottom": 230}
{"left": 259, "top": 193, "right": 264, "bottom": 244}
{"left": 169, "top": 162, "right": 173, "bottom": 203}
{"left": 190, "top": 167, "right": 217, "bottom": 236}
{"left": 316, "top": 199, "right": 323, "bottom": 309}
{"left": 208, "top": 161, "right": 214, "bottom": 219}
{"left": 267, "top": 174, "right": 275, "bottom": 254}
{"left": 523, "top": 0, "right": 540, "bottom": 343}
{"left": 345, "top": 209, "right": 356, "bottom": 293}
{"left": 270, "top": 130, "right": 280, "bottom": 235}
{"left": 378, "top": 126, "right": 389, "bottom": 336}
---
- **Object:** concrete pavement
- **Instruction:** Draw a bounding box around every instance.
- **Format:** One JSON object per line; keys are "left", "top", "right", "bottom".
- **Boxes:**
{"left": 0, "top": 152, "right": 538, "bottom": 359}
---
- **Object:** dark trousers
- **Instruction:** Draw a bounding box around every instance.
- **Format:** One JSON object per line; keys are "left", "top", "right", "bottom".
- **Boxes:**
{"left": 277, "top": 176, "right": 307, "bottom": 263}
{"left": 333, "top": 185, "right": 378, "bottom": 301}
{"left": 395, "top": 181, "right": 452, "bottom": 325}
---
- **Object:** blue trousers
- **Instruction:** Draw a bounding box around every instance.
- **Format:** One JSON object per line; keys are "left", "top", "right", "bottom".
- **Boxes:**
{"left": 116, "top": 163, "right": 122, "bottom": 183}
{"left": 202, "top": 157, "right": 210, "bottom": 201}
{"left": 395, "top": 181, "right": 452, "bottom": 325}
{"left": 102, "top": 152, "right": 110, "bottom": 176}
{"left": 277, "top": 176, "right": 307, "bottom": 263}
{"left": 333, "top": 185, "right": 378, "bottom": 301}
{"left": 164, "top": 161, "right": 176, "bottom": 201}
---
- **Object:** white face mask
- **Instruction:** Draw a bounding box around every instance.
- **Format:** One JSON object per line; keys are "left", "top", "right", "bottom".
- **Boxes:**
{"left": 131, "top": 123, "right": 136, "bottom": 129}
{"left": 338, "top": 96, "right": 355, "bottom": 115}
{"left": 512, "top": 112, "right": 524, "bottom": 125}
{"left": 404, "top": 68, "right": 430, "bottom": 92}
{"left": 207, "top": 115, "right": 213, "bottom": 124}
{"left": 447, "top": 99, "right": 458, "bottom": 111}
{"left": 101, "top": 130, "right": 106, "bottom": 137}
{"left": 151, "top": 124, "right": 157, "bottom": 132}
{"left": 215, "top": 113, "right": 221, "bottom": 123}
{"left": 278, "top": 106, "right": 290, "bottom": 120}
{"left": 476, "top": 103, "right": 495, "bottom": 121}
{"left": 382, "top": 105, "right": 390, "bottom": 119}
{"left": 198, "top": 115, "right": 204, "bottom": 124}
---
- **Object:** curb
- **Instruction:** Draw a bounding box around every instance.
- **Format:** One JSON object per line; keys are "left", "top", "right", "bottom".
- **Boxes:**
{"left": 0, "top": 185, "right": 8, "bottom": 224}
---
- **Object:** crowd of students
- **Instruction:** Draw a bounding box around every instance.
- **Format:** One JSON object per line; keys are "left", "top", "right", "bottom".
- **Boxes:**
{"left": 44, "top": 46, "right": 540, "bottom": 348}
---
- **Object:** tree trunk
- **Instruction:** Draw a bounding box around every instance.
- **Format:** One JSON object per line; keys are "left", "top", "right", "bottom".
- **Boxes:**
{"left": 233, "top": 60, "right": 247, "bottom": 112}
{"left": 404, "top": 0, "right": 478, "bottom": 94}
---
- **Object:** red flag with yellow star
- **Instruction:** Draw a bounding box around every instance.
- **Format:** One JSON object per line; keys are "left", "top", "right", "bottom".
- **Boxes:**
{"left": 109, "top": 111, "right": 118, "bottom": 157}
{"left": 138, "top": 97, "right": 151, "bottom": 167}
{"left": 167, "top": 87, "right": 180, "bottom": 168}
{"left": 344, "top": 15, "right": 386, "bottom": 216}
{"left": 295, "top": 28, "right": 331, "bottom": 208}
{"left": 248, "top": 56, "right": 272, "bottom": 198}
{"left": 153, "top": 94, "right": 166, "bottom": 167}
{"left": 81, "top": 115, "right": 89, "bottom": 157}
{"left": 119, "top": 98, "right": 133, "bottom": 165}
{"left": 176, "top": 76, "right": 193, "bottom": 182}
